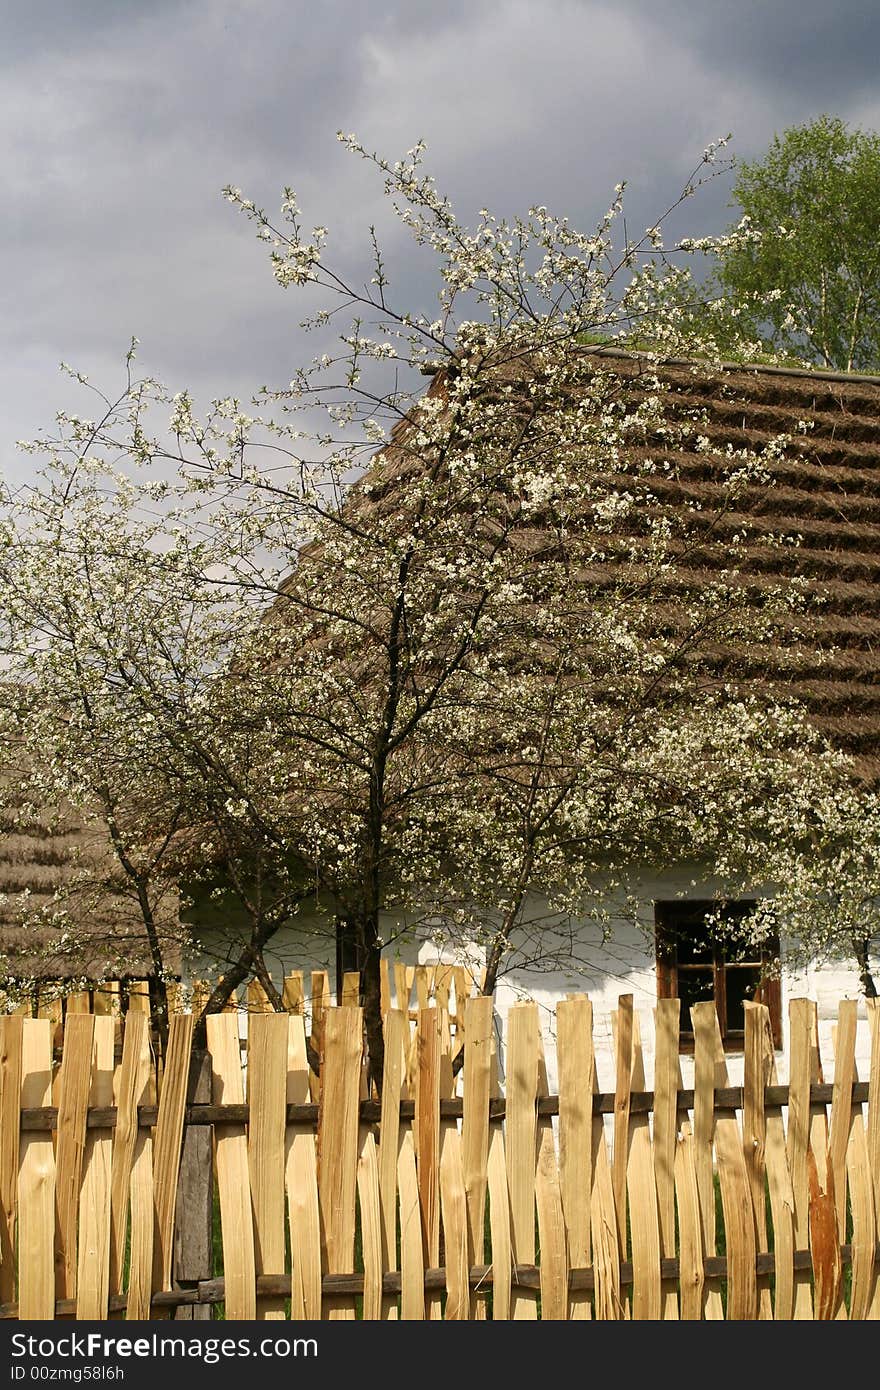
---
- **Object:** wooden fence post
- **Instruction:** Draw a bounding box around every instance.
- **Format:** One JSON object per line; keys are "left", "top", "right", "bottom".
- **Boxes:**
{"left": 172, "top": 1048, "right": 213, "bottom": 1320}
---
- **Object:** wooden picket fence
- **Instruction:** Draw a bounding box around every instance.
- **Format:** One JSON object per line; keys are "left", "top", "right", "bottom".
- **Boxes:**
{"left": 1, "top": 967, "right": 879, "bottom": 1321}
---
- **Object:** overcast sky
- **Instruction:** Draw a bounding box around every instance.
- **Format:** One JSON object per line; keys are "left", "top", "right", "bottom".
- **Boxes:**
{"left": 3, "top": 0, "right": 879, "bottom": 482}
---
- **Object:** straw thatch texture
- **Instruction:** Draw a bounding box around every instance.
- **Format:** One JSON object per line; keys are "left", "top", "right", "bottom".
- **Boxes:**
{"left": 0, "top": 770, "right": 178, "bottom": 982}
{"left": 581, "top": 353, "right": 880, "bottom": 780}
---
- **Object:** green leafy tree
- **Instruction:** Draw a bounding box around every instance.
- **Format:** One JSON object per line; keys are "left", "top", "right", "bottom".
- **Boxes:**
{"left": 716, "top": 115, "right": 880, "bottom": 371}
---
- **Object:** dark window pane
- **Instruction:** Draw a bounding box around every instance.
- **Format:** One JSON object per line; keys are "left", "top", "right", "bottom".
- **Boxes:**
{"left": 675, "top": 930, "right": 713, "bottom": 964}
{"left": 677, "top": 968, "right": 716, "bottom": 1029}
{"left": 655, "top": 902, "right": 714, "bottom": 962}
{"left": 724, "top": 965, "right": 763, "bottom": 1035}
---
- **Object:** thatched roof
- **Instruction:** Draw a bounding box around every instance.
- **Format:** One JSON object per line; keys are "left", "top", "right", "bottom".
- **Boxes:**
{"left": 581, "top": 349, "right": 880, "bottom": 780}
{"left": 0, "top": 769, "right": 179, "bottom": 983}
{"left": 268, "top": 343, "right": 880, "bottom": 793}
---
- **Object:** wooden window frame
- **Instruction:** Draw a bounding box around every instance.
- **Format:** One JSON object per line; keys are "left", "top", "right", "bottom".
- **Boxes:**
{"left": 655, "top": 899, "right": 782, "bottom": 1051}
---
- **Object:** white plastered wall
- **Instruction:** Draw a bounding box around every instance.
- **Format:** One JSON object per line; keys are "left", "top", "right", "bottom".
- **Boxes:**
{"left": 187, "top": 862, "right": 876, "bottom": 1088}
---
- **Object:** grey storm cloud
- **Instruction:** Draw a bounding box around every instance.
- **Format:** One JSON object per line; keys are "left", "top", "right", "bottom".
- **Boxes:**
{"left": 620, "top": 0, "right": 880, "bottom": 101}
{"left": 2, "top": 0, "right": 879, "bottom": 481}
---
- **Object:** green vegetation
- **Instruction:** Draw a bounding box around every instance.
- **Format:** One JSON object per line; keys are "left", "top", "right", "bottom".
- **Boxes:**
{"left": 716, "top": 115, "right": 880, "bottom": 371}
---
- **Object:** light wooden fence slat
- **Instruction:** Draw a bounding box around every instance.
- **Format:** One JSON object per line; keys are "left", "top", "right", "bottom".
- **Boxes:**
{"left": 462, "top": 995, "right": 492, "bottom": 1318}
{"left": 828, "top": 1024, "right": 848, "bottom": 1324}
{"left": 868, "top": 999, "right": 880, "bottom": 1215}
{"left": 393, "top": 963, "right": 411, "bottom": 1016}
{"left": 397, "top": 1126, "right": 424, "bottom": 1321}
{"left": 439, "top": 1123, "right": 469, "bottom": 1319}
{"left": 486, "top": 1040, "right": 511, "bottom": 1322}
{"left": 844, "top": 1045, "right": 875, "bottom": 1320}
{"left": 437, "top": 968, "right": 454, "bottom": 1020}
{"left": 674, "top": 1112, "right": 703, "bottom": 1322}
{"left": 743, "top": 1002, "right": 772, "bottom": 1319}
{"left": 506, "top": 1002, "right": 539, "bottom": 1320}
{"left": 377, "top": 1009, "right": 405, "bottom": 1320}
{"left": 691, "top": 1001, "right": 724, "bottom": 1319}
{"left": 714, "top": 1009, "right": 756, "bottom": 1320}
{"left": 92, "top": 981, "right": 119, "bottom": 1019}
{"left": 283, "top": 972, "right": 304, "bottom": 1015}
{"left": 437, "top": 1002, "right": 467, "bottom": 1322}
{"left": 318, "top": 1005, "right": 362, "bottom": 1320}
{"left": 439, "top": 1006, "right": 454, "bottom": 1104}
{"left": 404, "top": 1010, "right": 419, "bottom": 1101}
{"left": 557, "top": 995, "right": 592, "bottom": 1320}
{"left": 414, "top": 967, "right": 430, "bottom": 1015}
{"left": 207, "top": 1012, "right": 256, "bottom": 1321}
{"left": 246, "top": 979, "right": 271, "bottom": 1016}
{"left": 627, "top": 1012, "right": 661, "bottom": 1320}
{"left": 341, "top": 972, "right": 360, "bottom": 1009}
{"left": 18, "top": 1020, "right": 55, "bottom": 1320}
{"left": 39, "top": 997, "right": 64, "bottom": 1061}
{"left": 868, "top": 999, "right": 880, "bottom": 1320}
{"left": 124, "top": 1013, "right": 154, "bottom": 1322}
{"left": 166, "top": 982, "right": 184, "bottom": 1018}
{"left": 590, "top": 1021, "right": 620, "bottom": 1322}
{"left": 827, "top": 1016, "right": 856, "bottom": 1310}
{"left": 754, "top": 1005, "right": 795, "bottom": 1322}
{"left": 788, "top": 998, "right": 814, "bottom": 1319}
{"left": 109, "top": 1012, "right": 146, "bottom": 1298}
{"left": 285, "top": 1014, "right": 321, "bottom": 1321}
{"left": 126, "top": 981, "right": 151, "bottom": 1016}
{"left": 152, "top": 1014, "right": 194, "bottom": 1296}
{"left": 0, "top": 1016, "right": 22, "bottom": 1306}
{"left": 309, "top": 971, "right": 330, "bottom": 1104}
{"left": 53, "top": 1014, "right": 94, "bottom": 1302}
{"left": 248, "top": 1012, "right": 288, "bottom": 1320}
{"left": 484, "top": 1128, "right": 510, "bottom": 1322}
{"left": 653, "top": 998, "right": 679, "bottom": 1319}
{"left": 698, "top": 1004, "right": 756, "bottom": 1320}
{"left": 808, "top": 1014, "right": 841, "bottom": 1320}
{"left": 75, "top": 1016, "right": 114, "bottom": 1320}
{"left": 415, "top": 1008, "right": 442, "bottom": 1320}
{"left": 612, "top": 994, "right": 633, "bottom": 1265}
{"left": 829, "top": 999, "right": 858, "bottom": 1244}
{"left": 535, "top": 1038, "right": 567, "bottom": 1321}
{"left": 665, "top": 1023, "right": 699, "bottom": 1324}
{"left": 452, "top": 967, "right": 472, "bottom": 1039}
{"left": 190, "top": 980, "right": 210, "bottom": 1019}
{"left": 357, "top": 1125, "right": 383, "bottom": 1320}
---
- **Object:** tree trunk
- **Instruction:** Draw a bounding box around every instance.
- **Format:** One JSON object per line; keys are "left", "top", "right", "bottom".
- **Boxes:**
{"left": 132, "top": 880, "right": 169, "bottom": 1057}
{"left": 360, "top": 925, "right": 385, "bottom": 1096}
{"left": 481, "top": 939, "right": 505, "bottom": 1001}
{"left": 853, "top": 929, "right": 877, "bottom": 999}
{"left": 194, "top": 916, "right": 281, "bottom": 1045}
{"left": 253, "top": 949, "right": 285, "bottom": 1011}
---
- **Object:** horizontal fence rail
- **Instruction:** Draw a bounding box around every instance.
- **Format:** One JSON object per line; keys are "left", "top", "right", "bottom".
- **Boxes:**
{"left": 13, "top": 1082, "right": 877, "bottom": 1131}
{"left": 0, "top": 968, "right": 878, "bottom": 1321}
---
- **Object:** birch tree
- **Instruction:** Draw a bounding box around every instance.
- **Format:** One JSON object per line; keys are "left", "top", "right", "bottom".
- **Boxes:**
{"left": 716, "top": 115, "right": 880, "bottom": 370}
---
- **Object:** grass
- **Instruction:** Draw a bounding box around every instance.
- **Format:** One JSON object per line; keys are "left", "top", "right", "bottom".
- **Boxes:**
{"left": 207, "top": 1162, "right": 861, "bottom": 1320}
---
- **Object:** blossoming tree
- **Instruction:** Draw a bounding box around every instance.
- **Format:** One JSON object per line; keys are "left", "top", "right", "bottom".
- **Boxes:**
{"left": 1, "top": 135, "right": 872, "bottom": 1078}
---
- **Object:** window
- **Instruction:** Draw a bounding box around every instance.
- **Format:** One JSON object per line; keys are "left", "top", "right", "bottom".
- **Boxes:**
{"left": 655, "top": 900, "right": 781, "bottom": 1049}
{"left": 335, "top": 917, "right": 362, "bottom": 1001}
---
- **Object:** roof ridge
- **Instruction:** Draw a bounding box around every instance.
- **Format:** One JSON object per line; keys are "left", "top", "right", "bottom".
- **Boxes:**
{"left": 577, "top": 343, "right": 880, "bottom": 388}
